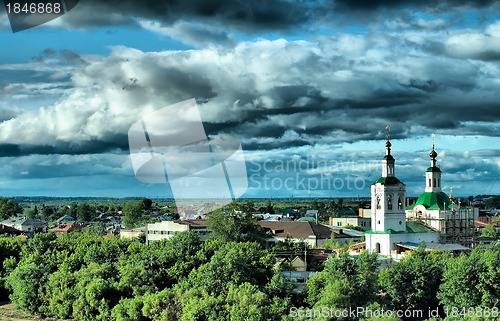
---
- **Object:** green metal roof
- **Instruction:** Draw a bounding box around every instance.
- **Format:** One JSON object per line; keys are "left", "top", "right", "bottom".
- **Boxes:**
{"left": 365, "top": 229, "right": 399, "bottom": 234}
{"left": 409, "top": 191, "right": 452, "bottom": 210}
{"left": 333, "top": 208, "right": 357, "bottom": 217}
{"left": 374, "top": 176, "right": 402, "bottom": 185}
{"left": 406, "top": 221, "right": 435, "bottom": 233}
{"left": 406, "top": 203, "right": 417, "bottom": 210}
{"left": 426, "top": 166, "right": 441, "bottom": 172}
{"left": 383, "top": 155, "right": 394, "bottom": 161}
{"left": 364, "top": 221, "right": 435, "bottom": 235}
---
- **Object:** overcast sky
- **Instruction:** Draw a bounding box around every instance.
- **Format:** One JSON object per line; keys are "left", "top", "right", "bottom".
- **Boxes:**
{"left": 0, "top": 0, "right": 499, "bottom": 199}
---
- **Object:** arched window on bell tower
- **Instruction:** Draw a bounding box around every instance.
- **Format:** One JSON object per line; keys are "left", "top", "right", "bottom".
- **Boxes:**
{"left": 387, "top": 194, "right": 393, "bottom": 210}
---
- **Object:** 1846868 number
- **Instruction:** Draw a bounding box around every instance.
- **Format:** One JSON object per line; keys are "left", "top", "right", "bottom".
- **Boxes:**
{"left": 6, "top": 2, "right": 62, "bottom": 14}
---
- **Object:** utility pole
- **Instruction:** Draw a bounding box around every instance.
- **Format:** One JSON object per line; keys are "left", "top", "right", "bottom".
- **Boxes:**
{"left": 304, "top": 242, "right": 307, "bottom": 271}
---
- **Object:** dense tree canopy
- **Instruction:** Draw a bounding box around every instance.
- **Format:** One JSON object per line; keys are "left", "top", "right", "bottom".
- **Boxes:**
{"left": 0, "top": 224, "right": 500, "bottom": 320}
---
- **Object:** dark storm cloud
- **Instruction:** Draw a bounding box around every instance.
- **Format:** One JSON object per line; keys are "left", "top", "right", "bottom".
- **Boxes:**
{"left": 332, "top": 0, "right": 500, "bottom": 11}
{"left": 62, "top": 0, "right": 317, "bottom": 31}
{"left": 0, "top": 136, "right": 129, "bottom": 157}
{"left": 58, "top": 0, "right": 500, "bottom": 32}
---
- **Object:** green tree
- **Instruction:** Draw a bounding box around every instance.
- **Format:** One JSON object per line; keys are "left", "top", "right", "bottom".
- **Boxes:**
{"left": 307, "top": 250, "right": 379, "bottom": 318}
{"left": 141, "top": 288, "right": 180, "bottom": 321}
{"left": 438, "top": 245, "right": 500, "bottom": 311}
{"left": 207, "top": 209, "right": 263, "bottom": 243}
{"left": 337, "top": 198, "right": 344, "bottom": 209}
{"left": 42, "top": 269, "right": 77, "bottom": 319}
{"left": 142, "top": 198, "right": 153, "bottom": 210}
{"left": 71, "top": 262, "right": 121, "bottom": 321}
{"left": 342, "top": 224, "right": 365, "bottom": 232}
{"left": 84, "top": 222, "right": 107, "bottom": 236}
{"left": 122, "top": 201, "right": 144, "bottom": 229}
{"left": 0, "top": 237, "right": 25, "bottom": 300}
{"left": 40, "top": 205, "right": 54, "bottom": 221}
{"left": 23, "top": 207, "right": 37, "bottom": 218}
{"left": 77, "top": 203, "right": 95, "bottom": 222}
{"left": 265, "top": 199, "right": 275, "bottom": 214}
{"left": 22, "top": 232, "right": 57, "bottom": 257}
{"left": 482, "top": 224, "right": 500, "bottom": 239}
{"left": 111, "top": 296, "right": 146, "bottom": 321}
{"left": 225, "top": 283, "right": 272, "bottom": 321}
{"left": 0, "top": 197, "right": 22, "bottom": 220}
{"left": 380, "top": 246, "right": 450, "bottom": 316}
{"left": 6, "top": 262, "right": 50, "bottom": 314}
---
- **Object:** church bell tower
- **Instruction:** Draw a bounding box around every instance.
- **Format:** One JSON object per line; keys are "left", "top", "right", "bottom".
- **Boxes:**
{"left": 370, "top": 126, "right": 407, "bottom": 233}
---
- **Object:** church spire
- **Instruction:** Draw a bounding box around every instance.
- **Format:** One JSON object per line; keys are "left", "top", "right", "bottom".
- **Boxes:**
{"left": 385, "top": 125, "right": 392, "bottom": 157}
{"left": 425, "top": 133, "right": 442, "bottom": 192}
{"left": 382, "top": 126, "right": 395, "bottom": 177}
{"left": 430, "top": 133, "right": 437, "bottom": 167}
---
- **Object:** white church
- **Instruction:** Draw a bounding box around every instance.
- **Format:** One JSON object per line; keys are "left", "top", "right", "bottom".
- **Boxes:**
{"left": 364, "top": 132, "right": 471, "bottom": 256}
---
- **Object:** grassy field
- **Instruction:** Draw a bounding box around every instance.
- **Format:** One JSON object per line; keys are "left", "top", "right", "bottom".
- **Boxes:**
{"left": 0, "top": 302, "right": 68, "bottom": 321}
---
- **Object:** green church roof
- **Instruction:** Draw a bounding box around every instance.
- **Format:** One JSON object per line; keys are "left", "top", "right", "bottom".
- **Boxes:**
{"left": 406, "top": 221, "right": 435, "bottom": 233}
{"left": 426, "top": 166, "right": 441, "bottom": 172}
{"left": 364, "top": 221, "right": 435, "bottom": 234}
{"left": 374, "top": 176, "right": 402, "bottom": 185}
{"left": 407, "top": 191, "right": 452, "bottom": 211}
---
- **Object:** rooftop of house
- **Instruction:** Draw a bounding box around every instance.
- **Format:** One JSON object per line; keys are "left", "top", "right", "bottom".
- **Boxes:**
{"left": 174, "top": 219, "right": 209, "bottom": 227}
{"left": 0, "top": 224, "right": 22, "bottom": 234}
{"left": 257, "top": 220, "right": 348, "bottom": 239}
{"left": 1, "top": 217, "right": 47, "bottom": 226}
{"left": 56, "top": 215, "right": 75, "bottom": 223}
{"left": 49, "top": 222, "right": 82, "bottom": 233}
{"left": 120, "top": 226, "right": 146, "bottom": 232}
{"left": 332, "top": 208, "right": 358, "bottom": 217}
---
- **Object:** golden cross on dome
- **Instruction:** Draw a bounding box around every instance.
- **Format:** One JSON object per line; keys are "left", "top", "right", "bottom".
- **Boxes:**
{"left": 432, "top": 133, "right": 436, "bottom": 148}
{"left": 385, "top": 125, "right": 390, "bottom": 141}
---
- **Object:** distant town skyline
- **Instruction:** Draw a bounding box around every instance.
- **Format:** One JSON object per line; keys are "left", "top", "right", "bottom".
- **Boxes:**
{"left": 0, "top": 1, "right": 499, "bottom": 198}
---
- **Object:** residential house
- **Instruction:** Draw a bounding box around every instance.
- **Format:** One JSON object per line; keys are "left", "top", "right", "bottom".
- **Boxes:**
{"left": 56, "top": 215, "right": 75, "bottom": 224}
{"left": 146, "top": 219, "right": 208, "bottom": 244}
{"left": 257, "top": 221, "right": 351, "bottom": 248}
{"left": 120, "top": 226, "right": 146, "bottom": 239}
{"left": 329, "top": 208, "right": 371, "bottom": 230}
{"left": 0, "top": 224, "right": 22, "bottom": 236}
{"left": 0, "top": 217, "right": 47, "bottom": 233}
{"left": 49, "top": 222, "right": 83, "bottom": 236}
